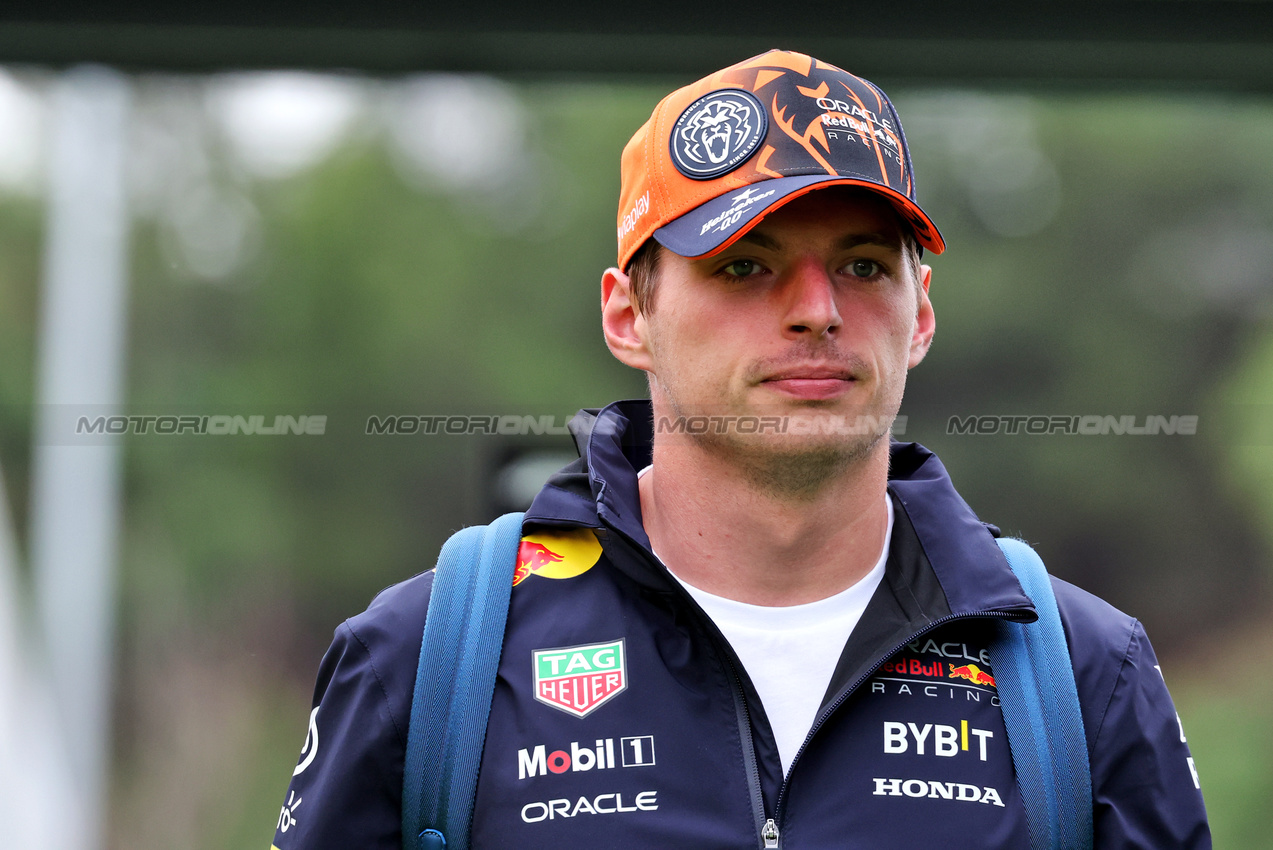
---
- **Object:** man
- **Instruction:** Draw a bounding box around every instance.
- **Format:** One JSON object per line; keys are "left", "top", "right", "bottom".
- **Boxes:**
{"left": 271, "top": 50, "right": 1210, "bottom": 848}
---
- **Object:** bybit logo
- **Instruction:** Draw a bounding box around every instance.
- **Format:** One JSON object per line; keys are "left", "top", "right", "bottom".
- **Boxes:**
{"left": 883, "top": 720, "right": 994, "bottom": 760}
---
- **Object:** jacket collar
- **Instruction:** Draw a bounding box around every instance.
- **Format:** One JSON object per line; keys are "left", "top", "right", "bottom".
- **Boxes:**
{"left": 525, "top": 399, "right": 1033, "bottom": 618}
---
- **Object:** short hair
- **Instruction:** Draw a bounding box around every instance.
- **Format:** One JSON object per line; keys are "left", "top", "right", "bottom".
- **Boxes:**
{"left": 625, "top": 238, "right": 663, "bottom": 317}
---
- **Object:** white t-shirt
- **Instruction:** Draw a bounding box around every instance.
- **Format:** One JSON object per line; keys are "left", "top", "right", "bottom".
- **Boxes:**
{"left": 638, "top": 466, "right": 892, "bottom": 775}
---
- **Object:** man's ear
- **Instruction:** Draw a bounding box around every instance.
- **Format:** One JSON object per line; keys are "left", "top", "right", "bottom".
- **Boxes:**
{"left": 909, "top": 264, "right": 935, "bottom": 369}
{"left": 601, "top": 267, "right": 654, "bottom": 372}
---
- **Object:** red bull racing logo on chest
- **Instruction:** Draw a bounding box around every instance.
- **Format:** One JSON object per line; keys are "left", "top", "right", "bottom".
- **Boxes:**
{"left": 533, "top": 639, "right": 627, "bottom": 718}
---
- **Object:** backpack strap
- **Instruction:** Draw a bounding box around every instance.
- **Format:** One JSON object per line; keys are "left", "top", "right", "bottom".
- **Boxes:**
{"left": 989, "top": 537, "right": 1093, "bottom": 850}
{"left": 402, "top": 512, "right": 525, "bottom": 850}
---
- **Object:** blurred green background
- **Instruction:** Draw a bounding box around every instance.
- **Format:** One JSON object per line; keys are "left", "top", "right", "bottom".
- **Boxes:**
{"left": 0, "top": 70, "right": 1271, "bottom": 847}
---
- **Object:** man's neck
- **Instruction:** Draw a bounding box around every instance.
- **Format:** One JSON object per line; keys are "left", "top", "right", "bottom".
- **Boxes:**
{"left": 638, "top": 438, "right": 891, "bottom": 607}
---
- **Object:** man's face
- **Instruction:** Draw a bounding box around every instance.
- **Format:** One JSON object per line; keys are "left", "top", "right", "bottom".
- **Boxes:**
{"left": 603, "top": 187, "right": 935, "bottom": 485}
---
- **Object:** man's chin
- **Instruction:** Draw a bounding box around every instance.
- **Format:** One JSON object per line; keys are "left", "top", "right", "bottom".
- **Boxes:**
{"left": 755, "top": 438, "right": 885, "bottom": 499}
{"left": 686, "top": 421, "right": 891, "bottom": 500}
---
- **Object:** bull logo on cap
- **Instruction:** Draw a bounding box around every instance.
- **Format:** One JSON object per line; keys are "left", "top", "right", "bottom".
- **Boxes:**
{"left": 670, "top": 90, "right": 767, "bottom": 181}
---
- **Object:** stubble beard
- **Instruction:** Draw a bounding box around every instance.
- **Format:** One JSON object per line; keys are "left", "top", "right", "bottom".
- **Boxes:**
{"left": 658, "top": 390, "right": 897, "bottom": 503}
{"left": 728, "top": 425, "right": 887, "bottom": 502}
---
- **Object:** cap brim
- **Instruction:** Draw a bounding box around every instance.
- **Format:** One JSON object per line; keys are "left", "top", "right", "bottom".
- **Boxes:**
{"left": 652, "top": 174, "right": 945, "bottom": 258}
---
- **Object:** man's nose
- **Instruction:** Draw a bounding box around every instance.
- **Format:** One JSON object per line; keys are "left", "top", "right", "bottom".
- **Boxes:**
{"left": 781, "top": 260, "right": 842, "bottom": 338}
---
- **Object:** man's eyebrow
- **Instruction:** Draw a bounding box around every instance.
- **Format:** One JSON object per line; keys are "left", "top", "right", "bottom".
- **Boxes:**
{"left": 836, "top": 233, "right": 902, "bottom": 251}
{"left": 736, "top": 230, "right": 782, "bottom": 251}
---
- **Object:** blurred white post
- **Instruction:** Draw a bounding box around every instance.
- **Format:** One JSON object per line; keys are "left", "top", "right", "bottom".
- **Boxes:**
{"left": 0, "top": 462, "right": 72, "bottom": 850}
{"left": 29, "top": 66, "right": 132, "bottom": 850}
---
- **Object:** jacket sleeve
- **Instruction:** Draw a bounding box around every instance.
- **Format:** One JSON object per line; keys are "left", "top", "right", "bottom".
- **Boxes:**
{"left": 268, "top": 571, "right": 433, "bottom": 850}
{"left": 1089, "top": 621, "right": 1211, "bottom": 849}
{"left": 268, "top": 621, "right": 407, "bottom": 850}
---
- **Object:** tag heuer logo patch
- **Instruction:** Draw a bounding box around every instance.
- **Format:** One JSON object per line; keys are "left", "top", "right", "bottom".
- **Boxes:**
{"left": 533, "top": 639, "right": 627, "bottom": 718}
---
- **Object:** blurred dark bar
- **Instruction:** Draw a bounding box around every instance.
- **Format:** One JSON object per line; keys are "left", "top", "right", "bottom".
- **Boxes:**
{"left": 0, "top": 1, "right": 1270, "bottom": 90}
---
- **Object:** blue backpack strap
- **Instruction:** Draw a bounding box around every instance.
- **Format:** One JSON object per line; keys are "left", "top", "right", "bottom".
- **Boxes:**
{"left": 989, "top": 537, "right": 1093, "bottom": 850}
{"left": 402, "top": 512, "right": 525, "bottom": 850}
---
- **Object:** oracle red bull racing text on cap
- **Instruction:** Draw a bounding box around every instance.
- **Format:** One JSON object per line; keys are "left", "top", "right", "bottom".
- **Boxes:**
{"left": 616, "top": 49, "right": 945, "bottom": 270}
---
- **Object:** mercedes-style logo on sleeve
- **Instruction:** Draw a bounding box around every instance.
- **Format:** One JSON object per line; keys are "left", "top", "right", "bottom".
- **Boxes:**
{"left": 669, "top": 89, "right": 767, "bottom": 180}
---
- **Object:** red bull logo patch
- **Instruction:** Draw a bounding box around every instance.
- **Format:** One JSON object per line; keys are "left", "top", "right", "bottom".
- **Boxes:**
{"left": 513, "top": 529, "right": 603, "bottom": 587}
{"left": 533, "top": 639, "right": 627, "bottom": 718}
{"left": 948, "top": 664, "right": 996, "bottom": 688}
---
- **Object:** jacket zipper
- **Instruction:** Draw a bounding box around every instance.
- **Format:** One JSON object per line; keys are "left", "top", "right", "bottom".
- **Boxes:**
{"left": 768, "top": 609, "right": 1033, "bottom": 839}
{"left": 609, "top": 532, "right": 778, "bottom": 849}
{"left": 728, "top": 664, "right": 774, "bottom": 850}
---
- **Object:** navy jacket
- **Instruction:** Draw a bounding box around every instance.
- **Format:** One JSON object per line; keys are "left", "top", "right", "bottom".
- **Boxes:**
{"left": 270, "top": 400, "right": 1210, "bottom": 849}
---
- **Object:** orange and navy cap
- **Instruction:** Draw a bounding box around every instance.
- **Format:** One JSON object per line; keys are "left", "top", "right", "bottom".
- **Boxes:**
{"left": 616, "top": 49, "right": 945, "bottom": 269}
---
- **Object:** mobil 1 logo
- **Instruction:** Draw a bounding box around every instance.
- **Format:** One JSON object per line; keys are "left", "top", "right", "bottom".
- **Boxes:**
{"left": 518, "top": 735, "right": 656, "bottom": 779}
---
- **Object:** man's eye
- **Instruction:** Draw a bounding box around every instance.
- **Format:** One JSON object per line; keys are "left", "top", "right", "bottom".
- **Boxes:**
{"left": 722, "top": 259, "right": 763, "bottom": 278}
{"left": 846, "top": 259, "right": 881, "bottom": 278}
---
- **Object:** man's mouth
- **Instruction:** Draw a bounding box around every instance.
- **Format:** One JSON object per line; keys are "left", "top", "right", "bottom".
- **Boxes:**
{"left": 760, "top": 367, "right": 857, "bottom": 401}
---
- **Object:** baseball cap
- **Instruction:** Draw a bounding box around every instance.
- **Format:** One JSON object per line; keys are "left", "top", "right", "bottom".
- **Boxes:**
{"left": 616, "top": 49, "right": 944, "bottom": 270}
